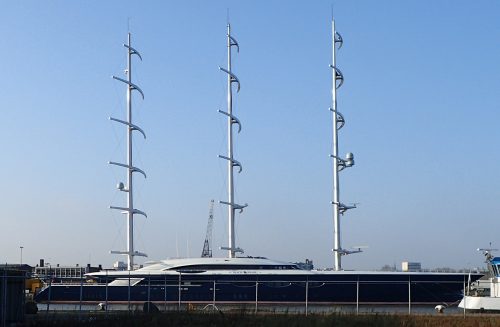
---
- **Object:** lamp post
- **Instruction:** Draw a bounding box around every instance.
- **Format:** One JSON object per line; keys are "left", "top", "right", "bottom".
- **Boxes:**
{"left": 20, "top": 246, "right": 23, "bottom": 265}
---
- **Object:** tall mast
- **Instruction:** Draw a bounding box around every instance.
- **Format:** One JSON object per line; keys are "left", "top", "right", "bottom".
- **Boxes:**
{"left": 329, "top": 19, "right": 358, "bottom": 271}
{"left": 218, "top": 23, "right": 247, "bottom": 258}
{"left": 109, "top": 33, "right": 147, "bottom": 271}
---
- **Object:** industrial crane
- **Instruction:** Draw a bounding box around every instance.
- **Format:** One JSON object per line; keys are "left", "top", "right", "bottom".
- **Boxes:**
{"left": 201, "top": 200, "right": 215, "bottom": 258}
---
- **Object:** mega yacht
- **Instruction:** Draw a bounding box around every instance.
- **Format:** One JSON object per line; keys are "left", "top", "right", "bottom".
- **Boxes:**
{"left": 35, "top": 21, "right": 482, "bottom": 310}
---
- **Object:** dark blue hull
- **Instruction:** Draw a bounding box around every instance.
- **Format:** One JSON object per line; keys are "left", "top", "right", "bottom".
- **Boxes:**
{"left": 35, "top": 272, "right": 482, "bottom": 305}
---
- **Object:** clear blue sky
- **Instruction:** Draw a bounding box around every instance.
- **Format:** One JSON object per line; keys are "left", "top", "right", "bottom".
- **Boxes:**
{"left": 0, "top": 0, "right": 499, "bottom": 270}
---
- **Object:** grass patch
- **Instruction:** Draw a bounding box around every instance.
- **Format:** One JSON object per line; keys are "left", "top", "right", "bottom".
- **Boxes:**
{"left": 26, "top": 311, "right": 500, "bottom": 327}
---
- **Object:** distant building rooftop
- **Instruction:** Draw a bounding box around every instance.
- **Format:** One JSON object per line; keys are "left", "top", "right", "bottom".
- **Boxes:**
{"left": 402, "top": 261, "right": 421, "bottom": 272}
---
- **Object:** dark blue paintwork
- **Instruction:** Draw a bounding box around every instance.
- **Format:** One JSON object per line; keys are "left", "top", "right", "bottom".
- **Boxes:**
{"left": 34, "top": 271, "right": 483, "bottom": 305}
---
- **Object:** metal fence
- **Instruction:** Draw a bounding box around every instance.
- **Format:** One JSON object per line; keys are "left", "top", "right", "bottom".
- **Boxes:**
{"left": 0, "top": 267, "right": 27, "bottom": 327}
{"left": 37, "top": 272, "right": 471, "bottom": 316}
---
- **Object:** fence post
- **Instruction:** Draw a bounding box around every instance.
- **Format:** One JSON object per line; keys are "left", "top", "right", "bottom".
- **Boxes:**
{"left": 305, "top": 278, "right": 309, "bottom": 316}
{"left": 213, "top": 280, "right": 216, "bottom": 309}
{"left": 46, "top": 268, "right": 52, "bottom": 315}
{"left": 147, "top": 273, "right": 151, "bottom": 307}
{"left": 79, "top": 268, "right": 83, "bottom": 313}
{"left": 1, "top": 270, "right": 6, "bottom": 327}
{"left": 408, "top": 276, "right": 411, "bottom": 315}
{"left": 178, "top": 273, "right": 181, "bottom": 311}
{"left": 105, "top": 270, "right": 108, "bottom": 314}
{"left": 356, "top": 275, "right": 359, "bottom": 315}
{"left": 164, "top": 275, "right": 167, "bottom": 312}
{"left": 463, "top": 275, "right": 466, "bottom": 318}
{"left": 255, "top": 281, "right": 259, "bottom": 314}
{"left": 127, "top": 271, "right": 131, "bottom": 313}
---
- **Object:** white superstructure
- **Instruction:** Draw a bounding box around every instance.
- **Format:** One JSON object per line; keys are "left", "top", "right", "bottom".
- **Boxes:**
{"left": 459, "top": 249, "right": 500, "bottom": 312}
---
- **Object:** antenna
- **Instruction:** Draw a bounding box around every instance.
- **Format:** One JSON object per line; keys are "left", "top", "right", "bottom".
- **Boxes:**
{"left": 219, "top": 23, "right": 247, "bottom": 258}
{"left": 478, "top": 245, "right": 498, "bottom": 262}
{"left": 329, "top": 18, "right": 359, "bottom": 271}
{"left": 109, "top": 33, "right": 147, "bottom": 271}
